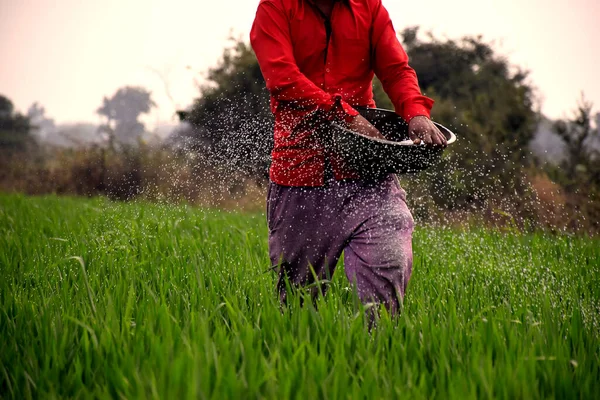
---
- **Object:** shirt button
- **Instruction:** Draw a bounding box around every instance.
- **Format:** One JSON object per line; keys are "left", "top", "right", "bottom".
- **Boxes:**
{"left": 326, "top": 68, "right": 330, "bottom": 73}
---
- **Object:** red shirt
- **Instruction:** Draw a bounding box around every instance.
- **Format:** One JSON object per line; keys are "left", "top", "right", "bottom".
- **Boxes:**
{"left": 250, "top": 0, "right": 433, "bottom": 186}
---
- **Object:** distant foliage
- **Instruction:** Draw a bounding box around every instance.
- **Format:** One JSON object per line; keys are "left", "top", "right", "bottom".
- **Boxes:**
{"left": 396, "top": 27, "right": 538, "bottom": 211}
{"left": 553, "top": 95, "right": 600, "bottom": 186}
{"left": 27, "top": 102, "right": 56, "bottom": 141}
{"left": 0, "top": 94, "right": 35, "bottom": 153}
{"left": 97, "top": 86, "right": 156, "bottom": 149}
{"left": 548, "top": 96, "right": 600, "bottom": 228}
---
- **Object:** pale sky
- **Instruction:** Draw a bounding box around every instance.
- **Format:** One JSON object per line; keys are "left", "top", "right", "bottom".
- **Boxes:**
{"left": 1, "top": 0, "right": 599, "bottom": 128}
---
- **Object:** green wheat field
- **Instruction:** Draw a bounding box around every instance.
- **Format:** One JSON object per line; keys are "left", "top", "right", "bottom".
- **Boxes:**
{"left": 1, "top": 193, "right": 599, "bottom": 399}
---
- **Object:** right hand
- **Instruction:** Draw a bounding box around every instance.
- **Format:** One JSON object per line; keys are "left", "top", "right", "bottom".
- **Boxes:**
{"left": 408, "top": 116, "right": 447, "bottom": 147}
{"left": 346, "top": 114, "right": 386, "bottom": 140}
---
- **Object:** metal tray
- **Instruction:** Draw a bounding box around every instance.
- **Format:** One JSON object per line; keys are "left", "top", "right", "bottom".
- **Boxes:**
{"left": 329, "top": 107, "right": 456, "bottom": 177}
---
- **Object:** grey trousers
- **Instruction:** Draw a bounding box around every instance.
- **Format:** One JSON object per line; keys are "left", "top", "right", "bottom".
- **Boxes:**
{"left": 267, "top": 175, "right": 414, "bottom": 314}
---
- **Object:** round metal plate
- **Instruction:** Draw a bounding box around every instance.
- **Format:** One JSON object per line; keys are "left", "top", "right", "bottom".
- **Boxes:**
{"left": 328, "top": 107, "right": 456, "bottom": 177}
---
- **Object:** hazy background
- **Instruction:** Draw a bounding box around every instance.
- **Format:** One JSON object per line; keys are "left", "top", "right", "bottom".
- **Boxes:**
{"left": 1, "top": 0, "right": 599, "bottom": 130}
{"left": 1, "top": 0, "right": 599, "bottom": 234}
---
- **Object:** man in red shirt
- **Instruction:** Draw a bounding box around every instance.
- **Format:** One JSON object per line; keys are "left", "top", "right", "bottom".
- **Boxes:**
{"left": 251, "top": 0, "right": 446, "bottom": 313}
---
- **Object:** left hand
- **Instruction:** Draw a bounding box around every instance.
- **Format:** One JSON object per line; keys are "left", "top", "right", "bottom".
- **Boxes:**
{"left": 408, "top": 116, "right": 447, "bottom": 147}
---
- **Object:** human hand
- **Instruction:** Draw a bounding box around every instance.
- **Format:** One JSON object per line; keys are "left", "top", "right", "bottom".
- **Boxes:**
{"left": 347, "top": 114, "right": 386, "bottom": 140}
{"left": 408, "top": 116, "right": 447, "bottom": 147}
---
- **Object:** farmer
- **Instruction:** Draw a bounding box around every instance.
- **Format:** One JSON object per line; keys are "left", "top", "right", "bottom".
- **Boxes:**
{"left": 250, "top": 0, "right": 446, "bottom": 313}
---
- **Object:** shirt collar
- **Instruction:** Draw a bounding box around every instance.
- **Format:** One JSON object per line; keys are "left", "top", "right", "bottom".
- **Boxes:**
{"left": 305, "top": 0, "right": 349, "bottom": 6}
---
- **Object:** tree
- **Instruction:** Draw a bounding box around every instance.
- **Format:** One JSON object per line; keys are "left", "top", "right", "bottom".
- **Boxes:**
{"left": 27, "top": 102, "right": 56, "bottom": 141}
{"left": 552, "top": 95, "right": 600, "bottom": 192}
{"left": 391, "top": 28, "right": 538, "bottom": 210}
{"left": 97, "top": 86, "right": 156, "bottom": 148}
{"left": 0, "top": 94, "right": 35, "bottom": 153}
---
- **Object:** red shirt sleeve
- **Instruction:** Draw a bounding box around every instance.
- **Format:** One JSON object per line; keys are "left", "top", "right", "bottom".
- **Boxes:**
{"left": 370, "top": 0, "right": 434, "bottom": 122}
{"left": 250, "top": 0, "right": 358, "bottom": 122}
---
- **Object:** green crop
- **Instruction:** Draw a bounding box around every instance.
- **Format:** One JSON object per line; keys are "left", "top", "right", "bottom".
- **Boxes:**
{"left": 1, "top": 193, "right": 599, "bottom": 399}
